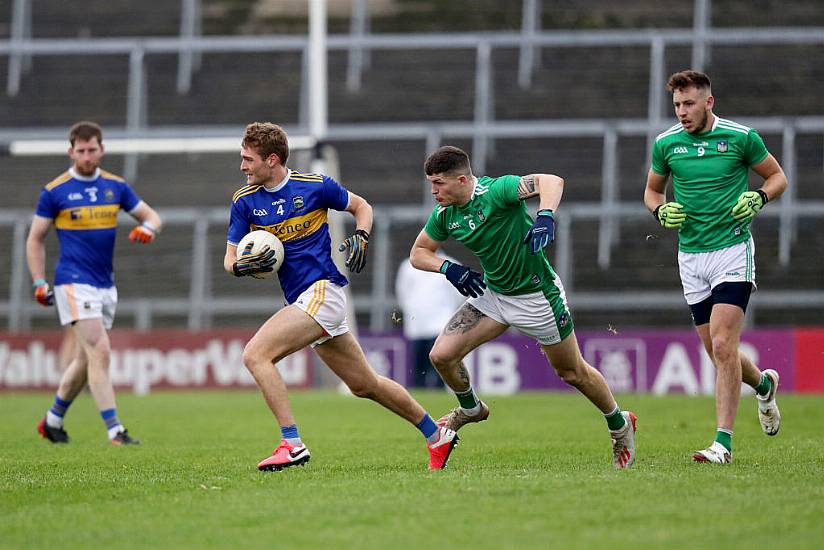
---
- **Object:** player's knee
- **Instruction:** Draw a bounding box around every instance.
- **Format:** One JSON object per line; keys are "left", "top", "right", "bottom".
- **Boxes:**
{"left": 710, "top": 335, "right": 737, "bottom": 365}
{"left": 555, "top": 360, "right": 589, "bottom": 388}
{"left": 429, "top": 346, "right": 457, "bottom": 370}
{"left": 346, "top": 375, "right": 379, "bottom": 399}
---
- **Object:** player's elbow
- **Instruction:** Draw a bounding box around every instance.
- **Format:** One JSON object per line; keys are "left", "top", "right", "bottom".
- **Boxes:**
{"left": 409, "top": 245, "right": 425, "bottom": 270}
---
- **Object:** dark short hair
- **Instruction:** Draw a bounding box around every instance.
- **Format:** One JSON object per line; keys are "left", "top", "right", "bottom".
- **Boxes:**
{"left": 68, "top": 121, "right": 103, "bottom": 146}
{"left": 243, "top": 122, "right": 290, "bottom": 164}
{"left": 424, "top": 146, "right": 471, "bottom": 176}
{"left": 666, "top": 70, "right": 712, "bottom": 93}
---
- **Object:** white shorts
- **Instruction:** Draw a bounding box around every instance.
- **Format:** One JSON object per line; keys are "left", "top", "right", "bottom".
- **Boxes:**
{"left": 54, "top": 283, "right": 118, "bottom": 329}
{"left": 293, "top": 280, "right": 350, "bottom": 347}
{"left": 678, "top": 237, "right": 756, "bottom": 305}
{"left": 467, "top": 280, "right": 573, "bottom": 346}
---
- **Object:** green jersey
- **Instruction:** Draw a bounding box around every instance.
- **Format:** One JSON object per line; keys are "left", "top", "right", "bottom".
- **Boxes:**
{"left": 651, "top": 116, "right": 769, "bottom": 252}
{"left": 424, "top": 175, "right": 555, "bottom": 296}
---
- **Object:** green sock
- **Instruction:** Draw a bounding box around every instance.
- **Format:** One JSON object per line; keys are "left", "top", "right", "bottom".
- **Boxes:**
{"left": 715, "top": 429, "right": 733, "bottom": 452}
{"left": 455, "top": 388, "right": 480, "bottom": 410}
{"left": 604, "top": 406, "right": 626, "bottom": 431}
{"left": 754, "top": 373, "right": 772, "bottom": 397}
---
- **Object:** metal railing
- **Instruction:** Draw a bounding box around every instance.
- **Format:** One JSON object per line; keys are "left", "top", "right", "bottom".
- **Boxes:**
{"left": 3, "top": 202, "right": 824, "bottom": 333}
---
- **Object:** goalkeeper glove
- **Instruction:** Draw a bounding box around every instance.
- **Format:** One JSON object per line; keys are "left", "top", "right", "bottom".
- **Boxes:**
{"left": 523, "top": 209, "right": 555, "bottom": 255}
{"left": 653, "top": 202, "right": 686, "bottom": 229}
{"left": 731, "top": 190, "right": 768, "bottom": 222}
{"left": 440, "top": 260, "right": 486, "bottom": 298}
{"left": 32, "top": 278, "right": 54, "bottom": 307}
{"left": 129, "top": 222, "right": 156, "bottom": 244}
{"left": 232, "top": 242, "right": 276, "bottom": 277}
{"left": 338, "top": 229, "right": 369, "bottom": 273}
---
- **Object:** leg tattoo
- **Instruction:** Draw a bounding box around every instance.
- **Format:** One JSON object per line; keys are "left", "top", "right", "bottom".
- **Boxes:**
{"left": 444, "top": 303, "right": 486, "bottom": 335}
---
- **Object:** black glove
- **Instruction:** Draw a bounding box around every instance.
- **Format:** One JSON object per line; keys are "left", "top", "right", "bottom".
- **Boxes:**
{"left": 232, "top": 242, "right": 276, "bottom": 277}
{"left": 440, "top": 260, "right": 486, "bottom": 298}
{"left": 338, "top": 229, "right": 369, "bottom": 273}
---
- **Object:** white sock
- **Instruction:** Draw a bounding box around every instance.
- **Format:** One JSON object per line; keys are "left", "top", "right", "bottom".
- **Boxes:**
{"left": 46, "top": 411, "right": 63, "bottom": 428}
{"left": 107, "top": 425, "right": 125, "bottom": 440}
{"left": 461, "top": 404, "right": 482, "bottom": 417}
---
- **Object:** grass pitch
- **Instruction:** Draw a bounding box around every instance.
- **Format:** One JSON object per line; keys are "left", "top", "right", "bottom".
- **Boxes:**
{"left": 2, "top": 390, "right": 823, "bottom": 549}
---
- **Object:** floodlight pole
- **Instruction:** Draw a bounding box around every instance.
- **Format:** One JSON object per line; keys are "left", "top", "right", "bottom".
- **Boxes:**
{"left": 308, "top": 0, "right": 328, "bottom": 141}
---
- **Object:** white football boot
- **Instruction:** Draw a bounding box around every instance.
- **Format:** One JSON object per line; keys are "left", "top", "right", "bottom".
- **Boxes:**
{"left": 757, "top": 369, "right": 781, "bottom": 436}
{"left": 692, "top": 441, "right": 732, "bottom": 464}
{"left": 610, "top": 411, "right": 637, "bottom": 469}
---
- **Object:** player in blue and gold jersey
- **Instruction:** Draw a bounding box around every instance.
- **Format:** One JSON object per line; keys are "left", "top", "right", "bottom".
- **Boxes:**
{"left": 27, "top": 121, "right": 163, "bottom": 446}
{"left": 224, "top": 122, "right": 458, "bottom": 471}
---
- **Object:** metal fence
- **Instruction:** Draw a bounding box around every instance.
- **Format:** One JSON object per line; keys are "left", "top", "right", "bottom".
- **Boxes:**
{"left": 2, "top": 0, "right": 823, "bottom": 331}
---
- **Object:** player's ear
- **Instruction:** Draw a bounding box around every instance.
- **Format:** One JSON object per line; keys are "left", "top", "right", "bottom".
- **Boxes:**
{"left": 267, "top": 153, "right": 279, "bottom": 168}
{"left": 705, "top": 94, "right": 714, "bottom": 110}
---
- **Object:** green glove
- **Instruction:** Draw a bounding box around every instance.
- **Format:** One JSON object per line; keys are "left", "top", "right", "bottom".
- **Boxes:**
{"left": 654, "top": 202, "right": 686, "bottom": 229}
{"left": 731, "top": 190, "right": 768, "bottom": 222}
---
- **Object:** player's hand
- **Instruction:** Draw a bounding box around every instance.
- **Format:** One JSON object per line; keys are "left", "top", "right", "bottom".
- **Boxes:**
{"left": 440, "top": 260, "right": 486, "bottom": 298}
{"left": 654, "top": 202, "right": 686, "bottom": 229}
{"left": 731, "top": 190, "right": 768, "bottom": 222}
{"left": 523, "top": 209, "right": 555, "bottom": 254}
{"left": 129, "top": 222, "right": 156, "bottom": 244}
{"left": 232, "top": 242, "right": 276, "bottom": 277}
{"left": 32, "top": 278, "right": 54, "bottom": 307}
{"left": 338, "top": 229, "right": 369, "bottom": 273}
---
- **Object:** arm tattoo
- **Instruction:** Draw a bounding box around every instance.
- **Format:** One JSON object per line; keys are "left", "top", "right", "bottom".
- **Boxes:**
{"left": 444, "top": 303, "right": 486, "bottom": 335}
{"left": 517, "top": 175, "right": 538, "bottom": 200}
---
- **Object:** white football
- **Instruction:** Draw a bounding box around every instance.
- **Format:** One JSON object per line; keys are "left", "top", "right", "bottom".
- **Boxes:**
{"left": 236, "top": 230, "right": 284, "bottom": 279}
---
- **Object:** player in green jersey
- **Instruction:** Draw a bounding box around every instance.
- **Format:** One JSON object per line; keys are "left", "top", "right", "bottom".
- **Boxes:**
{"left": 644, "top": 70, "right": 788, "bottom": 464}
{"left": 410, "top": 145, "right": 637, "bottom": 469}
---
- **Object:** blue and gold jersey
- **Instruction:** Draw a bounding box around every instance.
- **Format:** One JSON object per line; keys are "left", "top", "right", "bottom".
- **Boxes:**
{"left": 35, "top": 168, "right": 141, "bottom": 288}
{"left": 227, "top": 170, "right": 350, "bottom": 303}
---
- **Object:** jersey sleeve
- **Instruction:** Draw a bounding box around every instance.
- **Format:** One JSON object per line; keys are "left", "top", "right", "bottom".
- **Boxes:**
{"left": 743, "top": 129, "right": 770, "bottom": 166}
{"left": 651, "top": 139, "right": 670, "bottom": 175}
{"left": 321, "top": 175, "right": 351, "bottom": 211}
{"left": 34, "top": 188, "right": 57, "bottom": 219}
{"left": 487, "top": 175, "right": 522, "bottom": 206}
{"left": 226, "top": 199, "right": 250, "bottom": 245}
{"left": 423, "top": 206, "right": 448, "bottom": 242}
{"left": 119, "top": 181, "right": 142, "bottom": 212}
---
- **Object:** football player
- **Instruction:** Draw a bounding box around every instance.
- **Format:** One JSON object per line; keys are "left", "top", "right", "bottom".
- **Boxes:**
{"left": 224, "top": 122, "right": 458, "bottom": 471}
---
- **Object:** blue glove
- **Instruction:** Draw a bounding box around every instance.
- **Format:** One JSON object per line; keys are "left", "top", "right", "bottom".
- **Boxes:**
{"left": 232, "top": 242, "right": 276, "bottom": 277}
{"left": 338, "top": 229, "right": 369, "bottom": 273}
{"left": 523, "top": 209, "right": 555, "bottom": 254}
{"left": 440, "top": 260, "right": 486, "bottom": 298}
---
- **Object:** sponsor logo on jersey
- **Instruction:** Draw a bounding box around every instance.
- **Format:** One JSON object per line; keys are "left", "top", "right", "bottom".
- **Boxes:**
{"left": 448, "top": 222, "right": 461, "bottom": 230}
{"left": 717, "top": 140, "right": 728, "bottom": 152}
{"left": 476, "top": 209, "right": 486, "bottom": 222}
{"left": 293, "top": 196, "right": 305, "bottom": 210}
{"left": 252, "top": 208, "right": 327, "bottom": 242}
{"left": 673, "top": 146, "right": 689, "bottom": 154}
{"left": 68, "top": 193, "right": 83, "bottom": 201}
{"left": 56, "top": 204, "right": 120, "bottom": 230}
{"left": 272, "top": 198, "right": 286, "bottom": 205}
{"left": 104, "top": 189, "right": 115, "bottom": 202}
{"left": 252, "top": 208, "right": 268, "bottom": 216}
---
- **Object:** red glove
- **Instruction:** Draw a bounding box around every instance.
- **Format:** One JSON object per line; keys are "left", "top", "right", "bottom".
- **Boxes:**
{"left": 33, "top": 279, "right": 54, "bottom": 307}
{"left": 129, "top": 222, "right": 156, "bottom": 244}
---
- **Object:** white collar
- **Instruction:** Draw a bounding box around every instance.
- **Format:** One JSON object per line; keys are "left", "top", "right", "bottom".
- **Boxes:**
{"left": 69, "top": 167, "right": 100, "bottom": 181}
{"left": 263, "top": 168, "right": 291, "bottom": 193}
